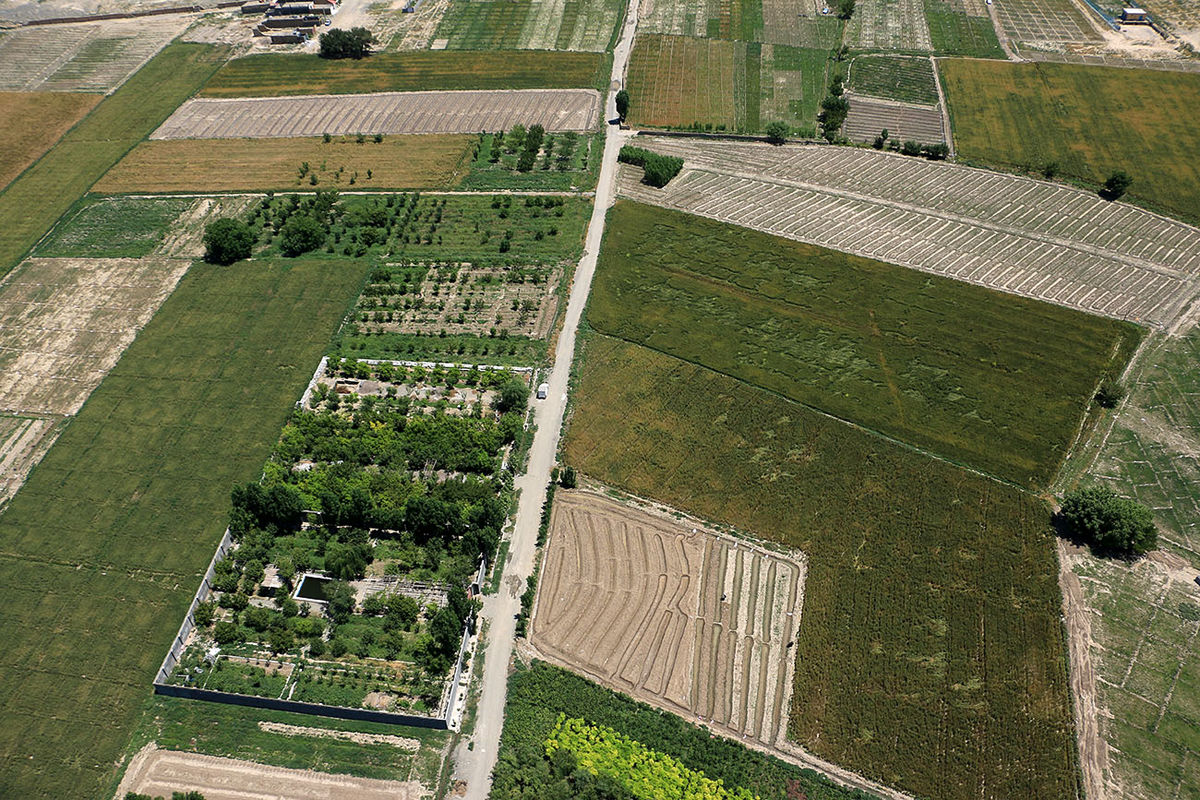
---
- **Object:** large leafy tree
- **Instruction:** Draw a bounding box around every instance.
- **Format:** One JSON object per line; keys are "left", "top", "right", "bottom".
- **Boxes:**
{"left": 1058, "top": 485, "right": 1157, "bottom": 557}
{"left": 319, "top": 27, "right": 377, "bottom": 59}
{"left": 202, "top": 218, "right": 254, "bottom": 265}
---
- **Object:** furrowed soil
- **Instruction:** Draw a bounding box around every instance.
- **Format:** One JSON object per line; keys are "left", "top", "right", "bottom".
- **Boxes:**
{"left": 562, "top": 334, "right": 1079, "bottom": 800}
{"left": 940, "top": 59, "right": 1200, "bottom": 223}
{"left": 0, "top": 92, "right": 99, "bottom": 193}
{"left": 97, "top": 135, "right": 475, "bottom": 193}
{"left": 0, "top": 257, "right": 369, "bottom": 798}
{"left": 200, "top": 51, "right": 612, "bottom": 97}
{"left": 589, "top": 201, "right": 1139, "bottom": 487}
{"left": 0, "top": 42, "right": 230, "bottom": 277}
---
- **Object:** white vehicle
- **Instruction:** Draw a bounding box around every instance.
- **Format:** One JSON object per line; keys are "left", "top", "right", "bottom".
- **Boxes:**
{"left": 536, "top": 383, "right": 549, "bottom": 400}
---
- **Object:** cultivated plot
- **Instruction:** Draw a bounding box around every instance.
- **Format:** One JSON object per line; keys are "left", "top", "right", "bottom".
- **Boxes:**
{"left": 434, "top": 0, "right": 626, "bottom": 51}
{"left": 532, "top": 491, "right": 805, "bottom": 748}
{"left": 0, "top": 92, "right": 99, "bottom": 193}
{"left": 924, "top": 0, "right": 1007, "bottom": 55}
{"left": 638, "top": 0, "right": 842, "bottom": 48}
{"left": 845, "top": 0, "right": 933, "bottom": 50}
{"left": 153, "top": 90, "right": 602, "bottom": 140}
{"left": 0, "top": 18, "right": 188, "bottom": 92}
{"left": 120, "top": 747, "right": 426, "bottom": 800}
{"left": 619, "top": 138, "right": 1200, "bottom": 327}
{"left": 843, "top": 96, "right": 945, "bottom": 143}
{"left": 849, "top": 55, "right": 939, "bottom": 105}
{"left": 992, "top": 0, "right": 1103, "bottom": 44}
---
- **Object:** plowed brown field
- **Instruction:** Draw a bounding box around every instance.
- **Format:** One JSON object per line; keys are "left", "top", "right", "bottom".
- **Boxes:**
{"left": 531, "top": 491, "right": 806, "bottom": 748}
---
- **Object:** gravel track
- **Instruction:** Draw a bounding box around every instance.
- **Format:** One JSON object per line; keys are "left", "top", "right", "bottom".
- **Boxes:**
{"left": 152, "top": 89, "right": 602, "bottom": 140}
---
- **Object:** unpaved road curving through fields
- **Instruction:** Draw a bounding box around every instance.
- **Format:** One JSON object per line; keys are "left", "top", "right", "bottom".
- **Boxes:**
{"left": 451, "top": 1, "right": 640, "bottom": 797}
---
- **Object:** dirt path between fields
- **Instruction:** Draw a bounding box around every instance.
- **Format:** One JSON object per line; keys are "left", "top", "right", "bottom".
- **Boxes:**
{"left": 1058, "top": 540, "right": 1111, "bottom": 800}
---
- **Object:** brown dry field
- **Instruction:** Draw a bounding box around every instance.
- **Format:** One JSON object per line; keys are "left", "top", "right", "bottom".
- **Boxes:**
{"left": 95, "top": 135, "right": 475, "bottom": 193}
{"left": 118, "top": 745, "right": 426, "bottom": 800}
{"left": 531, "top": 491, "right": 806, "bottom": 748}
{"left": 0, "top": 92, "right": 99, "bottom": 192}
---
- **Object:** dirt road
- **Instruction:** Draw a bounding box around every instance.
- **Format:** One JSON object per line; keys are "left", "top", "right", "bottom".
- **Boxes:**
{"left": 451, "top": 1, "right": 640, "bottom": 797}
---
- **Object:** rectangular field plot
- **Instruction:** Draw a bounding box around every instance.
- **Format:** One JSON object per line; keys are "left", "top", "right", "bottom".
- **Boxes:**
{"left": 0, "top": 92, "right": 99, "bottom": 193}
{"left": 34, "top": 196, "right": 193, "bottom": 258}
{"left": 626, "top": 35, "right": 830, "bottom": 131}
{"left": 152, "top": 90, "right": 602, "bottom": 140}
{"left": 0, "top": 18, "right": 187, "bottom": 92}
{"left": 96, "top": 135, "right": 474, "bottom": 194}
{"left": 619, "top": 137, "right": 1200, "bottom": 328}
{"left": 639, "top": 0, "right": 842, "bottom": 48}
{"left": 941, "top": 60, "right": 1200, "bottom": 224}
{"left": 849, "top": 54, "right": 939, "bottom": 104}
{"left": 532, "top": 491, "right": 805, "bottom": 747}
{"left": 846, "top": 0, "right": 933, "bottom": 50}
{"left": 992, "top": 0, "right": 1103, "bottom": 43}
{"left": 434, "top": 0, "right": 625, "bottom": 51}
{"left": 200, "top": 51, "right": 611, "bottom": 98}
{"left": 0, "top": 414, "right": 63, "bottom": 506}
{"left": 843, "top": 95, "right": 945, "bottom": 142}
{"left": 562, "top": 335, "right": 1079, "bottom": 800}
{"left": 924, "top": 0, "right": 1007, "bottom": 56}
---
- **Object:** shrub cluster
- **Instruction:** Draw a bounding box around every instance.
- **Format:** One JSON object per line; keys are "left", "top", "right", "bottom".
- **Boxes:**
{"left": 617, "top": 145, "right": 683, "bottom": 188}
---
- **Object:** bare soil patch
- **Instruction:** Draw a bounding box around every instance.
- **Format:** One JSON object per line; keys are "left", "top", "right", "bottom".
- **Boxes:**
{"left": 0, "top": 92, "right": 99, "bottom": 192}
{"left": 116, "top": 745, "right": 427, "bottom": 800}
{"left": 257, "top": 720, "right": 420, "bottom": 749}
{"left": 531, "top": 490, "right": 807, "bottom": 749}
{"left": 152, "top": 90, "right": 602, "bottom": 140}
{"left": 843, "top": 95, "right": 945, "bottom": 144}
{"left": 96, "top": 135, "right": 475, "bottom": 193}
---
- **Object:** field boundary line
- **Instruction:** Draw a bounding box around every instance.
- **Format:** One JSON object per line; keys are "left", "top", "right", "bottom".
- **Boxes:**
{"left": 929, "top": 56, "right": 955, "bottom": 155}
{"left": 590, "top": 329, "right": 1035, "bottom": 492}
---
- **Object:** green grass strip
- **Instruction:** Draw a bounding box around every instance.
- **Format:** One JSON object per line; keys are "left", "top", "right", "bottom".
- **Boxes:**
{"left": 0, "top": 42, "right": 230, "bottom": 276}
{"left": 0, "top": 257, "right": 369, "bottom": 799}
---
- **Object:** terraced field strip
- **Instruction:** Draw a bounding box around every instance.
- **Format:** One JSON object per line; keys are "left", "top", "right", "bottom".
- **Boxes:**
{"left": 0, "top": 18, "right": 189, "bottom": 93}
{"left": 532, "top": 491, "right": 805, "bottom": 748}
{"left": 153, "top": 90, "right": 602, "bottom": 140}
{"left": 843, "top": 95, "right": 945, "bottom": 143}
{"left": 620, "top": 138, "right": 1200, "bottom": 327}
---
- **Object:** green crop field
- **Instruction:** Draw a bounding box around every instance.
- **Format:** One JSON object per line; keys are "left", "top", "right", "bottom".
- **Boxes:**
{"left": 0, "top": 42, "right": 229, "bottom": 276}
{"left": 201, "top": 51, "right": 611, "bottom": 97}
{"left": 625, "top": 35, "right": 830, "bottom": 133}
{"left": 434, "top": 0, "right": 626, "bottom": 52}
{"left": 924, "top": 0, "right": 1006, "bottom": 56}
{"left": 0, "top": 257, "right": 369, "bottom": 798}
{"left": 589, "top": 202, "right": 1139, "bottom": 486}
{"left": 940, "top": 60, "right": 1200, "bottom": 223}
{"left": 562, "top": 334, "right": 1078, "bottom": 800}
{"left": 492, "top": 661, "right": 872, "bottom": 800}
{"left": 34, "top": 196, "right": 192, "bottom": 258}
{"left": 849, "top": 55, "right": 939, "bottom": 105}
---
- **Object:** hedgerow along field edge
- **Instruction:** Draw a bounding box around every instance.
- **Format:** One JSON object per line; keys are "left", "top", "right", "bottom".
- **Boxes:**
{"left": 589, "top": 201, "right": 1140, "bottom": 487}
{"left": 200, "top": 51, "right": 613, "bottom": 97}
{"left": 0, "top": 257, "right": 370, "bottom": 799}
{"left": 0, "top": 42, "right": 230, "bottom": 277}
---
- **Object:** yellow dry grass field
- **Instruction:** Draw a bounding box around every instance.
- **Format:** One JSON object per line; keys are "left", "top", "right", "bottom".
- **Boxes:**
{"left": 531, "top": 491, "right": 806, "bottom": 748}
{"left": 95, "top": 134, "right": 476, "bottom": 193}
{"left": 0, "top": 92, "right": 99, "bottom": 192}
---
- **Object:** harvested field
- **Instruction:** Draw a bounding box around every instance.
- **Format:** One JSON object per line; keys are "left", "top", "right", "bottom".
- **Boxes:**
{"left": 0, "top": 18, "right": 189, "bottom": 93}
{"left": 532, "top": 491, "right": 805, "bottom": 748}
{"left": 0, "top": 257, "right": 188, "bottom": 418}
{"left": 201, "top": 51, "right": 611, "bottom": 97}
{"left": 153, "top": 90, "right": 601, "bottom": 140}
{"left": 97, "top": 135, "right": 475, "bottom": 193}
{"left": 843, "top": 95, "right": 945, "bottom": 143}
{"left": 618, "top": 137, "right": 1200, "bottom": 328}
{"left": 118, "top": 746, "right": 425, "bottom": 800}
{"left": 0, "top": 92, "right": 99, "bottom": 193}
{"left": 846, "top": 0, "right": 933, "bottom": 50}
{"left": 940, "top": 60, "right": 1200, "bottom": 224}
{"left": 992, "top": 0, "right": 1103, "bottom": 44}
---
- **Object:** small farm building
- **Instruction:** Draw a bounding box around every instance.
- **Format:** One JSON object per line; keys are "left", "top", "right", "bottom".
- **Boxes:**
{"left": 1121, "top": 7, "right": 1149, "bottom": 22}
